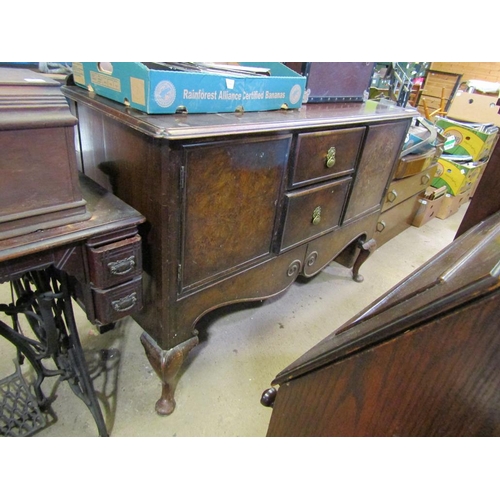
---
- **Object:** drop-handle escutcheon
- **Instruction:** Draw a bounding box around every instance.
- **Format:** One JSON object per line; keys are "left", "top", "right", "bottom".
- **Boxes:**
{"left": 326, "top": 147, "right": 336, "bottom": 168}
{"left": 312, "top": 206, "right": 322, "bottom": 225}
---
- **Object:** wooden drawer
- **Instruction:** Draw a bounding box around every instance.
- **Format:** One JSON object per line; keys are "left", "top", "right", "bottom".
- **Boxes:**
{"left": 92, "top": 276, "right": 143, "bottom": 325}
{"left": 87, "top": 235, "right": 142, "bottom": 288}
{"left": 394, "top": 147, "right": 439, "bottom": 179}
{"left": 382, "top": 164, "right": 438, "bottom": 212}
{"left": 290, "top": 127, "right": 365, "bottom": 188}
{"left": 375, "top": 193, "right": 421, "bottom": 247}
{"left": 281, "top": 178, "right": 351, "bottom": 251}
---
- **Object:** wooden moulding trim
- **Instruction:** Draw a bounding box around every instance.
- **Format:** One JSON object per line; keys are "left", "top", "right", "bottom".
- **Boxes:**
{"left": 0, "top": 199, "right": 88, "bottom": 224}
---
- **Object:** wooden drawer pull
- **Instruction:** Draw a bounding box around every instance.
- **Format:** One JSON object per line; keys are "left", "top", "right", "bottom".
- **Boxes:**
{"left": 111, "top": 292, "right": 138, "bottom": 312}
{"left": 377, "top": 221, "right": 386, "bottom": 232}
{"left": 108, "top": 256, "right": 136, "bottom": 276}
{"left": 325, "top": 147, "right": 336, "bottom": 168}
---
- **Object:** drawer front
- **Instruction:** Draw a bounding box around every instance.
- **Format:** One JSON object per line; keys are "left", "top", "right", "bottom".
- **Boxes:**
{"left": 281, "top": 178, "right": 351, "bottom": 251}
{"left": 375, "top": 193, "right": 421, "bottom": 247}
{"left": 87, "top": 235, "right": 142, "bottom": 289}
{"left": 92, "top": 276, "right": 143, "bottom": 325}
{"left": 382, "top": 164, "right": 438, "bottom": 212}
{"left": 291, "top": 127, "right": 365, "bottom": 188}
{"left": 394, "top": 147, "right": 439, "bottom": 179}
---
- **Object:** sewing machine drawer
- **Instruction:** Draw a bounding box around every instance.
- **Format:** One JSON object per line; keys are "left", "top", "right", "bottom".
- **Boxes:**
{"left": 92, "top": 276, "right": 143, "bottom": 324}
{"left": 290, "top": 127, "right": 365, "bottom": 188}
{"left": 281, "top": 177, "right": 351, "bottom": 251}
{"left": 87, "top": 235, "right": 142, "bottom": 288}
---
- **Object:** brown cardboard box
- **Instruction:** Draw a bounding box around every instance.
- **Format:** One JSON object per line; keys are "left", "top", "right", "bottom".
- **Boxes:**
{"left": 412, "top": 196, "right": 445, "bottom": 227}
{"left": 448, "top": 91, "right": 500, "bottom": 127}
{"left": 436, "top": 189, "right": 471, "bottom": 220}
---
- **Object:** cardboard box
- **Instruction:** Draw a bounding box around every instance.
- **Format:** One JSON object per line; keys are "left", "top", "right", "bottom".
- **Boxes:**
{"left": 448, "top": 91, "right": 500, "bottom": 127}
{"left": 72, "top": 62, "right": 307, "bottom": 114}
{"left": 412, "top": 196, "right": 445, "bottom": 227}
{"left": 469, "top": 163, "right": 487, "bottom": 198}
{"left": 436, "top": 190, "right": 471, "bottom": 220}
{"left": 435, "top": 117, "right": 498, "bottom": 161}
{"left": 431, "top": 156, "right": 485, "bottom": 196}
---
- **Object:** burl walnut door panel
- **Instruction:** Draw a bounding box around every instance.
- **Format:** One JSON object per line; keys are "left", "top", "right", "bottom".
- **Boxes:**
{"left": 180, "top": 135, "right": 291, "bottom": 291}
{"left": 343, "top": 120, "right": 409, "bottom": 223}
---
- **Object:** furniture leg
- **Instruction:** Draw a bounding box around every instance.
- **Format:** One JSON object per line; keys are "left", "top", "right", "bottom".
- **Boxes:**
{"left": 140, "top": 332, "right": 199, "bottom": 415}
{"left": 352, "top": 238, "right": 377, "bottom": 283}
{"left": 0, "top": 269, "right": 109, "bottom": 436}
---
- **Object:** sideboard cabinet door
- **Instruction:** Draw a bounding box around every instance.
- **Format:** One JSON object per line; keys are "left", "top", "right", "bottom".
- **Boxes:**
{"left": 179, "top": 135, "right": 291, "bottom": 292}
{"left": 343, "top": 121, "right": 409, "bottom": 223}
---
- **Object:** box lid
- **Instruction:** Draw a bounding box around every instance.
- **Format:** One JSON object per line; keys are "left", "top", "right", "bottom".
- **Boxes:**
{"left": 0, "top": 68, "right": 77, "bottom": 131}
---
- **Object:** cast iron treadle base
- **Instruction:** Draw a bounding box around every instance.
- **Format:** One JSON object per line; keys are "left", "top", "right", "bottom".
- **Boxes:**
{"left": 0, "top": 361, "right": 45, "bottom": 437}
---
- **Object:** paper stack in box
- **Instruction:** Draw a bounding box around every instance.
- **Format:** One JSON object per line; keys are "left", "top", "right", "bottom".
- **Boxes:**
{"left": 434, "top": 117, "right": 498, "bottom": 162}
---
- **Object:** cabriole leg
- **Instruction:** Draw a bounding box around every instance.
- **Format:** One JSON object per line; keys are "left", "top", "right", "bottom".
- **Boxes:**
{"left": 352, "top": 238, "right": 377, "bottom": 283}
{"left": 140, "top": 332, "right": 199, "bottom": 415}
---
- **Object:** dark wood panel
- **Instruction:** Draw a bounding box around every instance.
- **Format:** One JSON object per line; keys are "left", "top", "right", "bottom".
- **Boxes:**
{"left": 0, "top": 69, "right": 90, "bottom": 240}
{"left": 343, "top": 121, "right": 409, "bottom": 223}
{"left": 267, "top": 291, "right": 500, "bottom": 436}
{"left": 266, "top": 209, "right": 500, "bottom": 436}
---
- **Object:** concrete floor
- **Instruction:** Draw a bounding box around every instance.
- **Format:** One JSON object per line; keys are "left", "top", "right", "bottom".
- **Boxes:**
{"left": 0, "top": 203, "right": 468, "bottom": 437}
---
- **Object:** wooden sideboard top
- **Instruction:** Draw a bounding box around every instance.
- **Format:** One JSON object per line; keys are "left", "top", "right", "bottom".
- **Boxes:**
{"left": 62, "top": 84, "right": 419, "bottom": 140}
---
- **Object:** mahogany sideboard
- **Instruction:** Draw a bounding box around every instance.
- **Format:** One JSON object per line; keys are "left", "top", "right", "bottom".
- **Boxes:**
{"left": 262, "top": 210, "right": 500, "bottom": 436}
{"left": 62, "top": 82, "right": 418, "bottom": 415}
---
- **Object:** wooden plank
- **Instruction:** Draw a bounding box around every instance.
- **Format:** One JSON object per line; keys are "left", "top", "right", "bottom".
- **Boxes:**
{"left": 430, "top": 62, "right": 500, "bottom": 86}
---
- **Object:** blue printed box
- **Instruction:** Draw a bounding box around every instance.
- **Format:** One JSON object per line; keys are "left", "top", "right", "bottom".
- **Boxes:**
{"left": 72, "top": 62, "right": 306, "bottom": 114}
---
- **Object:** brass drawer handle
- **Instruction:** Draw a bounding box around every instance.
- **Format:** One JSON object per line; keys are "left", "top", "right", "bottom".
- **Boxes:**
{"left": 386, "top": 190, "right": 398, "bottom": 203}
{"left": 312, "top": 206, "right": 322, "bottom": 225}
{"left": 376, "top": 221, "right": 386, "bottom": 232}
{"left": 108, "top": 256, "right": 136, "bottom": 276}
{"left": 325, "top": 147, "right": 336, "bottom": 168}
{"left": 111, "top": 292, "right": 138, "bottom": 312}
{"left": 421, "top": 173, "right": 431, "bottom": 185}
